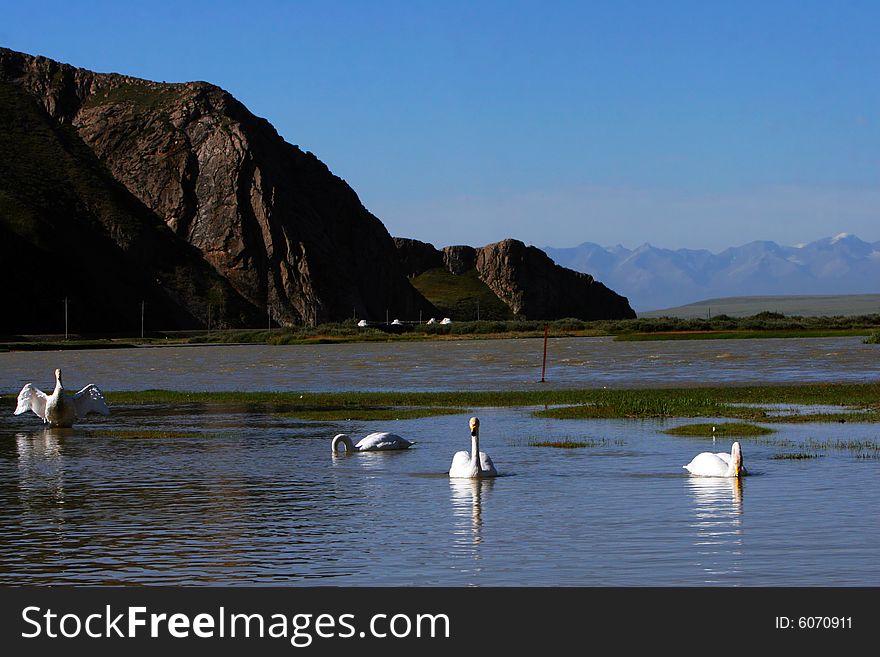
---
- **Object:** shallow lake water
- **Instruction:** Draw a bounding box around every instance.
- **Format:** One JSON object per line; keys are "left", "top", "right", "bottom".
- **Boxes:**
{"left": 0, "top": 337, "right": 878, "bottom": 585}
{"left": 1, "top": 335, "right": 878, "bottom": 393}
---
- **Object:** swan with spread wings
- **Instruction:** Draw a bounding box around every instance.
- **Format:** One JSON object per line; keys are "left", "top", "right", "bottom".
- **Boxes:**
{"left": 14, "top": 369, "right": 109, "bottom": 427}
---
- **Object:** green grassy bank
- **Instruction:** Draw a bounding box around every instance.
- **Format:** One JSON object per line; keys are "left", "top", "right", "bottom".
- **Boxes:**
{"left": 4, "top": 382, "right": 874, "bottom": 422}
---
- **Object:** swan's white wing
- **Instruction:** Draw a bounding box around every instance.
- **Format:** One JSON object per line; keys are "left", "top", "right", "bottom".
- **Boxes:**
{"left": 15, "top": 384, "right": 48, "bottom": 420}
{"left": 449, "top": 450, "right": 471, "bottom": 475}
{"left": 73, "top": 384, "right": 110, "bottom": 417}
{"left": 714, "top": 452, "right": 732, "bottom": 464}
{"left": 356, "top": 432, "right": 412, "bottom": 450}
{"left": 683, "top": 452, "right": 729, "bottom": 476}
{"left": 374, "top": 435, "right": 413, "bottom": 449}
{"left": 479, "top": 451, "right": 497, "bottom": 475}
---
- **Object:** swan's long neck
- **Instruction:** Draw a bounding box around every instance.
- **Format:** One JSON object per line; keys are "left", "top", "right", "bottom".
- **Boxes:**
{"left": 52, "top": 370, "right": 63, "bottom": 398}
{"left": 729, "top": 443, "right": 743, "bottom": 477}
{"left": 332, "top": 434, "right": 356, "bottom": 453}
{"left": 470, "top": 431, "right": 481, "bottom": 471}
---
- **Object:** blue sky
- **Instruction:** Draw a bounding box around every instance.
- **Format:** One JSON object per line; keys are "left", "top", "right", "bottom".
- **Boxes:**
{"left": 3, "top": 0, "right": 879, "bottom": 250}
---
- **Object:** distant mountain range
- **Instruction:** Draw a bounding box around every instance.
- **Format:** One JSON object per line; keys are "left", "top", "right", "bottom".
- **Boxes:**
{"left": 544, "top": 234, "right": 880, "bottom": 311}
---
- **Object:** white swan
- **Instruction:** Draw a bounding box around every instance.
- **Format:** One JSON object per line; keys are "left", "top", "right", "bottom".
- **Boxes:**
{"left": 14, "top": 368, "right": 109, "bottom": 428}
{"left": 449, "top": 417, "right": 497, "bottom": 478}
{"left": 331, "top": 432, "right": 414, "bottom": 453}
{"left": 683, "top": 441, "right": 746, "bottom": 477}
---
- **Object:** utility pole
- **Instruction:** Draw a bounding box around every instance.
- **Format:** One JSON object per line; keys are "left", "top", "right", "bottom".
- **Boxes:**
{"left": 541, "top": 324, "right": 549, "bottom": 383}
{"left": 477, "top": 299, "right": 480, "bottom": 321}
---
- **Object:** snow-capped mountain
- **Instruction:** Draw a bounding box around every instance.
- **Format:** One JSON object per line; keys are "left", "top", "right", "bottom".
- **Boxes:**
{"left": 544, "top": 233, "right": 880, "bottom": 311}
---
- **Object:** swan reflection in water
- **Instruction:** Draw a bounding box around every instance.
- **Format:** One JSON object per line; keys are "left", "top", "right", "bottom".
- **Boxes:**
{"left": 687, "top": 476, "right": 744, "bottom": 583}
{"left": 15, "top": 430, "right": 68, "bottom": 511}
{"left": 449, "top": 477, "right": 495, "bottom": 579}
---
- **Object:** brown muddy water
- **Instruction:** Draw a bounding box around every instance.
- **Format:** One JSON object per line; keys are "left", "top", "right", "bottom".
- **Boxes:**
{"left": 1, "top": 336, "right": 877, "bottom": 392}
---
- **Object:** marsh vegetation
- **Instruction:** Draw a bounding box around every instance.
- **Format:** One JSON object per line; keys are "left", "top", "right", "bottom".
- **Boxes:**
{"left": 5, "top": 312, "right": 878, "bottom": 352}
{"left": 9, "top": 382, "right": 862, "bottom": 425}
{"left": 662, "top": 422, "right": 776, "bottom": 437}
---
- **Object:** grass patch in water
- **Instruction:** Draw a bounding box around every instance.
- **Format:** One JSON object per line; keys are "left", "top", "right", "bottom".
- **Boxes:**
{"left": 532, "top": 397, "right": 752, "bottom": 420}
{"left": 755, "top": 438, "right": 880, "bottom": 455}
{"left": 23, "top": 382, "right": 870, "bottom": 422}
{"left": 276, "top": 406, "right": 464, "bottom": 421}
{"left": 750, "top": 438, "right": 800, "bottom": 448}
{"left": 530, "top": 440, "right": 596, "bottom": 448}
{"left": 761, "top": 411, "right": 880, "bottom": 424}
{"left": 801, "top": 438, "right": 880, "bottom": 453}
{"left": 528, "top": 438, "right": 627, "bottom": 448}
{"left": 533, "top": 396, "right": 762, "bottom": 420}
{"left": 770, "top": 452, "right": 823, "bottom": 460}
{"left": 89, "top": 429, "right": 205, "bottom": 439}
{"left": 663, "top": 422, "right": 775, "bottom": 437}
{"left": 528, "top": 385, "right": 880, "bottom": 421}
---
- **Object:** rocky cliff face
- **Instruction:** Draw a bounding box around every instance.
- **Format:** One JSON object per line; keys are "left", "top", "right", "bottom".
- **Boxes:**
{"left": 442, "top": 245, "right": 478, "bottom": 275}
{"left": 476, "top": 239, "right": 634, "bottom": 319}
{"left": 393, "top": 238, "right": 444, "bottom": 277}
{"left": 0, "top": 74, "right": 262, "bottom": 334}
{"left": 0, "top": 48, "right": 434, "bottom": 326}
{"left": 395, "top": 237, "right": 635, "bottom": 320}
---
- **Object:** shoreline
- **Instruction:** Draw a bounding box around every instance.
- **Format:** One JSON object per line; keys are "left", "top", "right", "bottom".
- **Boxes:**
{"left": 1, "top": 325, "right": 878, "bottom": 352}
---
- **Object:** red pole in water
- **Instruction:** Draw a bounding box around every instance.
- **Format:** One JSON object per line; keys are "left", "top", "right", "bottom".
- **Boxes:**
{"left": 541, "top": 323, "right": 549, "bottom": 383}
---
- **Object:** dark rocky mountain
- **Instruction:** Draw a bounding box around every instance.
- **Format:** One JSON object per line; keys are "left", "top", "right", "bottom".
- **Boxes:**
{"left": 442, "top": 245, "right": 478, "bottom": 275}
{"left": 0, "top": 47, "right": 434, "bottom": 330}
{"left": 392, "top": 238, "right": 444, "bottom": 278}
{"left": 0, "top": 75, "right": 261, "bottom": 334}
{"left": 395, "top": 238, "right": 636, "bottom": 320}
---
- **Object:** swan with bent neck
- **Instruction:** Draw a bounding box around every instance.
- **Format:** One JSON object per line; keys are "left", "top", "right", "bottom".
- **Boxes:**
{"left": 683, "top": 441, "right": 746, "bottom": 477}
{"left": 331, "top": 432, "right": 414, "bottom": 453}
{"left": 14, "top": 368, "right": 109, "bottom": 428}
{"left": 449, "top": 417, "right": 497, "bottom": 478}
